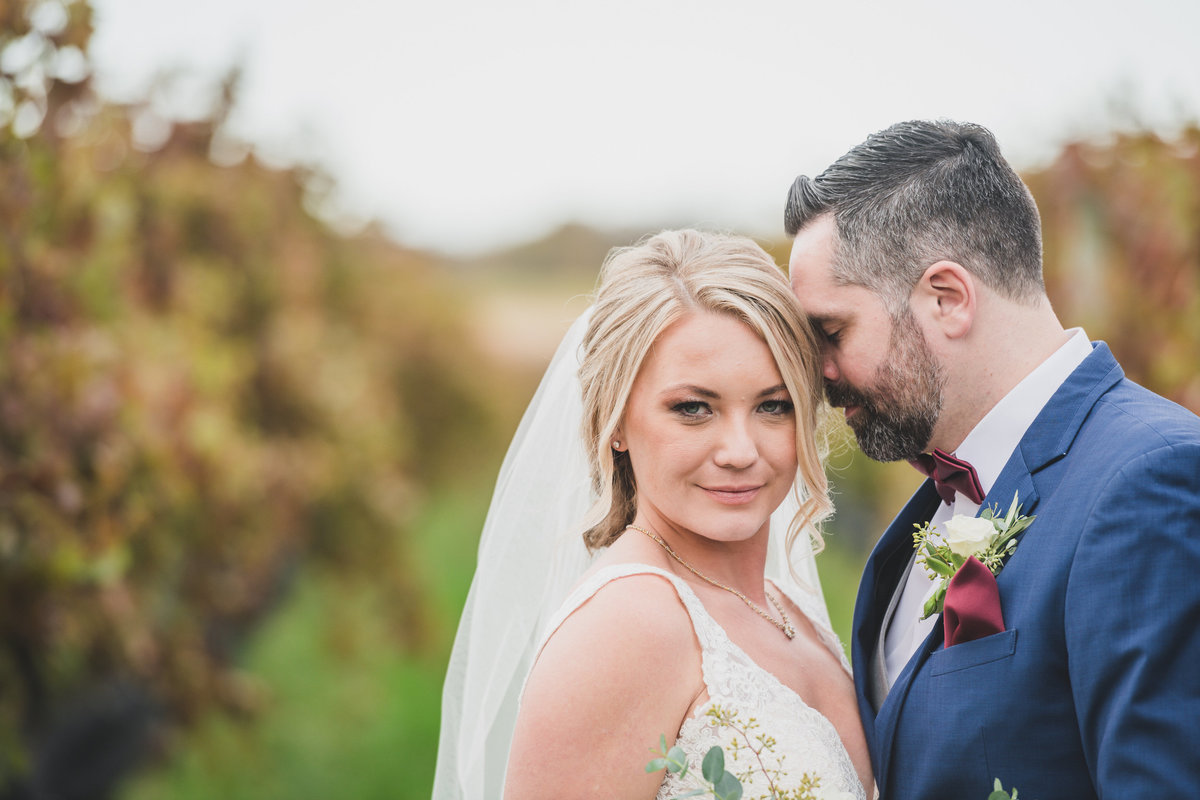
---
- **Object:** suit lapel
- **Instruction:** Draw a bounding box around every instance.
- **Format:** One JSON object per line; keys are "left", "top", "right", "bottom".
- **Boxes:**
{"left": 871, "top": 606, "right": 943, "bottom": 792}
{"left": 867, "top": 548, "right": 914, "bottom": 710}
{"left": 851, "top": 484, "right": 940, "bottom": 747}
{"left": 985, "top": 342, "right": 1124, "bottom": 519}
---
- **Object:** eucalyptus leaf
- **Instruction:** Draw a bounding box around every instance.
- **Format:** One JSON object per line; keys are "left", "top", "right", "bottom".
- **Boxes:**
{"left": 646, "top": 758, "right": 668, "bottom": 773}
{"left": 989, "top": 777, "right": 1018, "bottom": 799}
{"left": 924, "top": 555, "right": 955, "bottom": 577}
{"left": 713, "top": 771, "right": 743, "bottom": 800}
{"left": 1004, "top": 492, "right": 1021, "bottom": 526}
{"left": 701, "top": 745, "right": 725, "bottom": 783}
{"left": 667, "top": 745, "right": 689, "bottom": 775}
{"left": 922, "top": 583, "right": 948, "bottom": 619}
{"left": 668, "top": 791, "right": 708, "bottom": 799}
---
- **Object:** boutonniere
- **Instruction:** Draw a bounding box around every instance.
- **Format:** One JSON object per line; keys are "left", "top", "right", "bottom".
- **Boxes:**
{"left": 913, "top": 492, "right": 1035, "bottom": 621}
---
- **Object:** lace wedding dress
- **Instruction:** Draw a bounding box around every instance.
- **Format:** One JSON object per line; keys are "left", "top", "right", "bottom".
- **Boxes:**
{"left": 537, "top": 563, "right": 866, "bottom": 800}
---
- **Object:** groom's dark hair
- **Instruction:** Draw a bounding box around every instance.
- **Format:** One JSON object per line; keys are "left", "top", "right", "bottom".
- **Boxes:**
{"left": 785, "top": 119, "right": 1044, "bottom": 314}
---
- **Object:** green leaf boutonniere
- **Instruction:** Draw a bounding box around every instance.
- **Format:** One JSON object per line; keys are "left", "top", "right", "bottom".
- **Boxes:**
{"left": 913, "top": 492, "right": 1035, "bottom": 620}
{"left": 988, "top": 778, "right": 1021, "bottom": 799}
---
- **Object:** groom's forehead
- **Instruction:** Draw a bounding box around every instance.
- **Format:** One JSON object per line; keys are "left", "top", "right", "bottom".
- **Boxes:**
{"left": 788, "top": 258, "right": 857, "bottom": 316}
{"left": 788, "top": 219, "right": 838, "bottom": 286}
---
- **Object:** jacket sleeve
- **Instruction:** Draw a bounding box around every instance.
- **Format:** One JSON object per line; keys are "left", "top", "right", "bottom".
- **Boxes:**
{"left": 1066, "top": 441, "right": 1200, "bottom": 796}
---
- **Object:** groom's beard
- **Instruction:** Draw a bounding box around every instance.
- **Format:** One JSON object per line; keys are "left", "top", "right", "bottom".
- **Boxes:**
{"left": 826, "top": 310, "right": 945, "bottom": 462}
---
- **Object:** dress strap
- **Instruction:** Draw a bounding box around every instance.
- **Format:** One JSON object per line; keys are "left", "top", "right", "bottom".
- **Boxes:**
{"left": 534, "top": 562, "right": 726, "bottom": 671}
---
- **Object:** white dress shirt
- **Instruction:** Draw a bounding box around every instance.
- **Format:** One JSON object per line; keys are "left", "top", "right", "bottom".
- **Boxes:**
{"left": 881, "top": 328, "right": 1093, "bottom": 688}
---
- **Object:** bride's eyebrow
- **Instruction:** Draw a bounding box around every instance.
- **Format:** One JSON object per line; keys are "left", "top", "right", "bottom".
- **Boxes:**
{"left": 659, "top": 384, "right": 788, "bottom": 399}
{"left": 661, "top": 384, "right": 720, "bottom": 399}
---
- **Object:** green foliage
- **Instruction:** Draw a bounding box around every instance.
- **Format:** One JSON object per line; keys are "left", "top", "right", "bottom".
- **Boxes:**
{"left": 120, "top": 572, "right": 445, "bottom": 800}
{"left": 0, "top": 0, "right": 514, "bottom": 789}
{"left": 121, "top": 476, "right": 495, "bottom": 799}
{"left": 988, "top": 778, "right": 1019, "bottom": 799}
{"left": 647, "top": 737, "right": 741, "bottom": 800}
{"left": 808, "top": 538, "right": 861, "bottom": 653}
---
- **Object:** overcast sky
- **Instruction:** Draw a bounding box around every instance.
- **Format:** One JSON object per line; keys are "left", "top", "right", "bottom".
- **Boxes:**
{"left": 87, "top": 0, "right": 1200, "bottom": 255}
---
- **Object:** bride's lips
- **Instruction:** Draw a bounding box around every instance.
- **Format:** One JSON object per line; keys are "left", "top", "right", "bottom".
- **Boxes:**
{"left": 702, "top": 485, "right": 762, "bottom": 505}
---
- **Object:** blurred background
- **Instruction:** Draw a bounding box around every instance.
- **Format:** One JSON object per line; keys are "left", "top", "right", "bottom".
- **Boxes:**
{"left": 0, "top": 0, "right": 1197, "bottom": 797}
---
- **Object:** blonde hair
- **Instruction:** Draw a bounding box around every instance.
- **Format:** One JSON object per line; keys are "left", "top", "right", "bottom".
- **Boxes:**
{"left": 578, "top": 229, "right": 832, "bottom": 566}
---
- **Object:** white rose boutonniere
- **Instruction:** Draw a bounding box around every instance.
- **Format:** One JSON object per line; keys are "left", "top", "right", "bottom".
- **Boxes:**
{"left": 942, "top": 515, "right": 996, "bottom": 557}
{"left": 913, "top": 492, "right": 1035, "bottom": 620}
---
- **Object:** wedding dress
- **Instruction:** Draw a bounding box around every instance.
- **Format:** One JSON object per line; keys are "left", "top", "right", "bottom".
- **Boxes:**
{"left": 538, "top": 563, "right": 865, "bottom": 800}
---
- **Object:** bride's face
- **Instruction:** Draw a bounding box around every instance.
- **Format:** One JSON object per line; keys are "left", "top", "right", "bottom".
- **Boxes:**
{"left": 617, "top": 309, "right": 798, "bottom": 545}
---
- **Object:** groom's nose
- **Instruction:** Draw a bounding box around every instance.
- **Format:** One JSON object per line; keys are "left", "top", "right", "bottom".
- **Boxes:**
{"left": 820, "top": 348, "right": 841, "bottom": 383}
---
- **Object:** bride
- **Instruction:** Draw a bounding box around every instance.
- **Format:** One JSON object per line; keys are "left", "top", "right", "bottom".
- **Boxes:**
{"left": 434, "top": 229, "right": 872, "bottom": 799}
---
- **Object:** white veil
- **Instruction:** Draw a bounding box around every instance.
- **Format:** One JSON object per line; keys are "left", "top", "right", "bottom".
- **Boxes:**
{"left": 432, "top": 307, "right": 827, "bottom": 800}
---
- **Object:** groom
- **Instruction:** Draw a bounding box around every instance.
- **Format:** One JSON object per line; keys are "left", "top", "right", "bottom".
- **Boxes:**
{"left": 784, "top": 120, "right": 1200, "bottom": 798}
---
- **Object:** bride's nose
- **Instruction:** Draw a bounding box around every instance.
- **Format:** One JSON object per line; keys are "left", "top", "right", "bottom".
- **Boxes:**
{"left": 713, "top": 417, "right": 758, "bottom": 469}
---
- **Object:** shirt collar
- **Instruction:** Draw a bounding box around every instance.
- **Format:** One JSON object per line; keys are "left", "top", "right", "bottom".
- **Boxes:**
{"left": 951, "top": 328, "right": 1092, "bottom": 511}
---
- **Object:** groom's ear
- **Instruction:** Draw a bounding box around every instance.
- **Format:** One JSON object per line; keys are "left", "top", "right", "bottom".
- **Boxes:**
{"left": 913, "top": 260, "right": 975, "bottom": 340}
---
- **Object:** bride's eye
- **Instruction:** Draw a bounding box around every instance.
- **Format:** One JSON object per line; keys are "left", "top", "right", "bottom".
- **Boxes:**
{"left": 759, "top": 399, "right": 794, "bottom": 415}
{"left": 672, "top": 400, "right": 710, "bottom": 418}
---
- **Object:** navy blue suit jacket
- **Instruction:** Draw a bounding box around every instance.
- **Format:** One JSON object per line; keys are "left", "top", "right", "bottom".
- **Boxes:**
{"left": 851, "top": 342, "right": 1200, "bottom": 799}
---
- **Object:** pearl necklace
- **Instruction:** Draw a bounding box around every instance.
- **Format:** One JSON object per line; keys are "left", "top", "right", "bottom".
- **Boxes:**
{"left": 627, "top": 524, "right": 796, "bottom": 640}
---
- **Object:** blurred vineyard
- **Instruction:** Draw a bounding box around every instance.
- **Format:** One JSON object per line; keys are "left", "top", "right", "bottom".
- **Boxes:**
{"left": 0, "top": 2, "right": 527, "bottom": 796}
{"left": 1, "top": 1, "right": 1198, "bottom": 798}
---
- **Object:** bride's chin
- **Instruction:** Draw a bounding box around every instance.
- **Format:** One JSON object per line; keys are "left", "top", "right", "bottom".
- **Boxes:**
{"left": 688, "top": 516, "right": 773, "bottom": 545}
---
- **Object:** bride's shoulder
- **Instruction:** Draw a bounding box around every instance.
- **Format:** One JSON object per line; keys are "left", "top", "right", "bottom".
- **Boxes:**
{"left": 542, "top": 563, "right": 700, "bottom": 671}
{"left": 524, "top": 561, "right": 702, "bottom": 710}
{"left": 509, "top": 562, "right": 705, "bottom": 799}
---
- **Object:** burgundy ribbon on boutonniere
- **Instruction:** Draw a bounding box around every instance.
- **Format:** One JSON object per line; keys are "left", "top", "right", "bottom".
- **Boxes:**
{"left": 943, "top": 555, "right": 1005, "bottom": 646}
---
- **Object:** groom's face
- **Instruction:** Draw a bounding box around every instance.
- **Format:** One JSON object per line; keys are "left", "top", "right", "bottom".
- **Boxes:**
{"left": 789, "top": 216, "right": 944, "bottom": 461}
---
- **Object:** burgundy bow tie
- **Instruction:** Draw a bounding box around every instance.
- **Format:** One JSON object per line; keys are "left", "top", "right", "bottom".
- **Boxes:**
{"left": 909, "top": 448, "right": 986, "bottom": 505}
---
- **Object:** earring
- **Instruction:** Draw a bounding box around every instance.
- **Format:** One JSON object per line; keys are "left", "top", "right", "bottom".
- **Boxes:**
{"left": 612, "top": 440, "right": 621, "bottom": 450}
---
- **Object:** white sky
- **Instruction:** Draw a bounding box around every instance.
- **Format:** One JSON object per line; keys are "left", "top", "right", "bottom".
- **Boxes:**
{"left": 88, "top": 0, "right": 1200, "bottom": 255}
